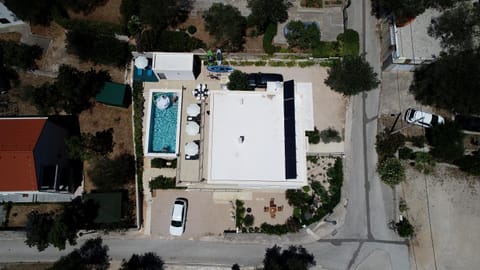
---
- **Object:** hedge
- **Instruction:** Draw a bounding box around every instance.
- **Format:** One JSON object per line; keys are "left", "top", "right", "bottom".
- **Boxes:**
{"left": 263, "top": 23, "right": 279, "bottom": 55}
{"left": 338, "top": 29, "right": 360, "bottom": 56}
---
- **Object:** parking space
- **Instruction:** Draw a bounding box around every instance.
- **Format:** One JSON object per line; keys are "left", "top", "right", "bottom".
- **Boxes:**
{"left": 150, "top": 190, "right": 235, "bottom": 238}
{"left": 233, "top": 65, "right": 347, "bottom": 133}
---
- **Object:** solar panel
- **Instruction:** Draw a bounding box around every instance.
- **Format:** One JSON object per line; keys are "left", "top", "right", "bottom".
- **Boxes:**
{"left": 283, "top": 80, "right": 297, "bottom": 179}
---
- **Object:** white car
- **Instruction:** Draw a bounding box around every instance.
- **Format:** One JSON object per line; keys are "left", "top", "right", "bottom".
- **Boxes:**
{"left": 169, "top": 198, "right": 188, "bottom": 236}
{"left": 404, "top": 108, "right": 445, "bottom": 128}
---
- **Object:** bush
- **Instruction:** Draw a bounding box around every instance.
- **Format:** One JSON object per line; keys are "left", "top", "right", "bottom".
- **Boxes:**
{"left": 414, "top": 152, "right": 436, "bottom": 174}
{"left": 263, "top": 23, "right": 279, "bottom": 55}
{"left": 377, "top": 157, "right": 405, "bottom": 186}
{"left": 312, "top": 41, "right": 338, "bottom": 58}
{"left": 244, "top": 214, "right": 254, "bottom": 227}
{"left": 376, "top": 130, "right": 406, "bottom": 160}
{"left": 132, "top": 82, "right": 144, "bottom": 193}
{"left": 235, "top": 200, "right": 246, "bottom": 228}
{"left": 306, "top": 127, "right": 321, "bottom": 144}
{"left": 398, "top": 147, "right": 414, "bottom": 160}
{"left": 227, "top": 70, "right": 251, "bottom": 90}
{"left": 260, "top": 223, "right": 289, "bottom": 235}
{"left": 187, "top": 25, "right": 197, "bottom": 34}
{"left": 319, "top": 127, "right": 342, "bottom": 143}
{"left": 88, "top": 154, "right": 135, "bottom": 190}
{"left": 337, "top": 29, "right": 360, "bottom": 56}
{"left": 151, "top": 158, "right": 177, "bottom": 169}
{"left": 298, "top": 61, "right": 315, "bottom": 68}
{"left": 149, "top": 175, "right": 176, "bottom": 190}
{"left": 396, "top": 218, "right": 414, "bottom": 238}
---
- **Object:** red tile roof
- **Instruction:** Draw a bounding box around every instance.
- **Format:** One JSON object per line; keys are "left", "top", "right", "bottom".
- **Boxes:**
{"left": 0, "top": 118, "right": 47, "bottom": 191}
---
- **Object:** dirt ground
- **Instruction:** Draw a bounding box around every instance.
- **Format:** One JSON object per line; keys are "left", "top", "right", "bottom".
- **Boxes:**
{"left": 67, "top": 0, "right": 122, "bottom": 24}
{"left": 7, "top": 204, "right": 64, "bottom": 227}
{"left": 403, "top": 164, "right": 480, "bottom": 270}
{"left": 0, "top": 263, "right": 52, "bottom": 270}
{"left": 177, "top": 15, "right": 264, "bottom": 53}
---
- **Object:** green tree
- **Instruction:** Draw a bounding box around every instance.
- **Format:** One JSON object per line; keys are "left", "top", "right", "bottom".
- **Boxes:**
{"left": 371, "top": 0, "right": 426, "bottom": 25}
{"left": 247, "top": 0, "right": 289, "bottom": 33}
{"left": 396, "top": 218, "right": 414, "bottom": 238}
{"left": 120, "top": 0, "right": 141, "bottom": 34}
{"left": 285, "top": 21, "right": 320, "bottom": 50}
{"left": 63, "top": 0, "right": 107, "bottom": 15}
{"left": 66, "top": 26, "right": 131, "bottom": 67}
{"left": 25, "top": 211, "right": 55, "bottom": 251}
{"left": 4, "top": 0, "right": 60, "bottom": 25}
{"left": 0, "top": 41, "right": 43, "bottom": 69}
{"left": 204, "top": 3, "right": 247, "bottom": 51}
{"left": 263, "top": 245, "right": 316, "bottom": 270}
{"left": 137, "top": 29, "right": 205, "bottom": 52}
{"left": 428, "top": 2, "right": 480, "bottom": 52}
{"left": 337, "top": 29, "right": 360, "bottom": 56}
{"left": 48, "top": 237, "right": 110, "bottom": 270}
{"left": 29, "top": 65, "right": 110, "bottom": 114}
{"left": 375, "top": 130, "right": 406, "bottom": 160}
{"left": 120, "top": 252, "right": 165, "bottom": 270}
{"left": 377, "top": 157, "right": 405, "bottom": 186}
{"left": 139, "top": 0, "right": 192, "bottom": 30}
{"left": 410, "top": 50, "right": 480, "bottom": 114}
{"left": 88, "top": 153, "right": 135, "bottom": 190}
{"left": 227, "top": 70, "right": 251, "bottom": 90}
{"left": 285, "top": 189, "right": 311, "bottom": 208}
{"left": 305, "top": 127, "right": 320, "bottom": 144}
{"left": 454, "top": 152, "right": 480, "bottom": 175}
{"left": 428, "top": 121, "right": 464, "bottom": 162}
{"left": 66, "top": 128, "right": 115, "bottom": 160}
{"left": 325, "top": 55, "right": 380, "bottom": 95}
{"left": 48, "top": 214, "right": 77, "bottom": 250}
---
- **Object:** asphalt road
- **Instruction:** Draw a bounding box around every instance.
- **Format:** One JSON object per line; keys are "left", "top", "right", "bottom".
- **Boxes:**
{"left": 0, "top": 1, "right": 409, "bottom": 269}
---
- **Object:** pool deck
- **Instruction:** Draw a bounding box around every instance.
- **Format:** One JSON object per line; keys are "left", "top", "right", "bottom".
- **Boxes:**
{"left": 143, "top": 65, "right": 226, "bottom": 186}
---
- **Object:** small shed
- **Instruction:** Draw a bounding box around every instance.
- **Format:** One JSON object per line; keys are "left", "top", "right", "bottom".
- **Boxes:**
{"left": 84, "top": 192, "right": 123, "bottom": 224}
{"left": 96, "top": 82, "right": 130, "bottom": 108}
{"left": 152, "top": 52, "right": 201, "bottom": 80}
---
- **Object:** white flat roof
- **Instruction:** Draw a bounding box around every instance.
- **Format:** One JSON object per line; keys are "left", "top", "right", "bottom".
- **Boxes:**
{"left": 152, "top": 52, "right": 193, "bottom": 71}
{"left": 395, "top": 8, "right": 442, "bottom": 63}
{"left": 209, "top": 91, "right": 285, "bottom": 182}
{"left": 207, "top": 84, "right": 308, "bottom": 188}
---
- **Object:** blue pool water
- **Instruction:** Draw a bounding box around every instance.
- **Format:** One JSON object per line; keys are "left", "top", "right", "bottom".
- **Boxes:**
{"left": 148, "top": 92, "right": 179, "bottom": 153}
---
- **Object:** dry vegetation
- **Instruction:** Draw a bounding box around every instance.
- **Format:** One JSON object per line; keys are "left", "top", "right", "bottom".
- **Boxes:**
{"left": 7, "top": 203, "right": 64, "bottom": 227}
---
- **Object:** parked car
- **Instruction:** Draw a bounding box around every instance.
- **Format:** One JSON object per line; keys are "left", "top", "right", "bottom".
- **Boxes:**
{"left": 454, "top": 114, "right": 480, "bottom": 134}
{"left": 404, "top": 108, "right": 445, "bottom": 128}
{"left": 247, "top": 73, "right": 284, "bottom": 88}
{"left": 169, "top": 198, "right": 188, "bottom": 236}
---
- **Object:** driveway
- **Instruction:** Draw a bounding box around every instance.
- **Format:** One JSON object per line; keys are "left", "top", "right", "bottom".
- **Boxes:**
{"left": 150, "top": 190, "right": 235, "bottom": 238}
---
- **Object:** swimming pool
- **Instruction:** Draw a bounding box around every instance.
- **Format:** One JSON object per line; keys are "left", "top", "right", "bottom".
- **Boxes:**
{"left": 145, "top": 90, "right": 182, "bottom": 157}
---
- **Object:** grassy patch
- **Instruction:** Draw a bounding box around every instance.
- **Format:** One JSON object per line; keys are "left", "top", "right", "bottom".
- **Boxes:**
{"left": 312, "top": 41, "right": 339, "bottom": 58}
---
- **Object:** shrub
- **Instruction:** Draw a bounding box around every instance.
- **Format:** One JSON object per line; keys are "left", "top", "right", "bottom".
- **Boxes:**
{"left": 235, "top": 200, "right": 246, "bottom": 228}
{"left": 244, "top": 214, "right": 254, "bottom": 227}
{"left": 187, "top": 25, "right": 197, "bottom": 34}
{"left": 149, "top": 175, "right": 176, "bottom": 190}
{"left": 428, "top": 121, "right": 464, "bottom": 162}
{"left": 132, "top": 82, "right": 144, "bottom": 193}
{"left": 319, "top": 127, "right": 342, "bottom": 143}
{"left": 286, "top": 61, "right": 297, "bottom": 67}
{"left": 396, "top": 218, "right": 414, "bottom": 238}
{"left": 407, "top": 135, "right": 425, "bottom": 148}
{"left": 286, "top": 189, "right": 311, "bottom": 208}
{"left": 376, "top": 130, "right": 405, "bottom": 160}
{"left": 88, "top": 154, "right": 135, "bottom": 190}
{"left": 298, "top": 61, "right": 315, "bottom": 68}
{"left": 306, "top": 155, "right": 319, "bottom": 164}
{"left": 306, "top": 127, "right": 321, "bottom": 144}
{"left": 151, "top": 158, "right": 177, "bottom": 168}
{"left": 263, "top": 23, "right": 279, "bottom": 54}
{"left": 254, "top": 61, "right": 267, "bottom": 66}
{"left": 268, "top": 61, "right": 286, "bottom": 67}
{"left": 377, "top": 157, "right": 405, "bottom": 186}
{"left": 227, "top": 70, "right": 251, "bottom": 90}
{"left": 398, "top": 147, "right": 414, "bottom": 160}
{"left": 337, "top": 29, "right": 360, "bottom": 56}
{"left": 260, "top": 223, "right": 289, "bottom": 235}
{"left": 312, "top": 41, "right": 338, "bottom": 58}
{"left": 414, "top": 152, "right": 436, "bottom": 174}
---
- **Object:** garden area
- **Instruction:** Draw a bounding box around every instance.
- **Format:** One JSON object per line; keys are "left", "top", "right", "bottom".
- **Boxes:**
{"left": 232, "top": 156, "right": 344, "bottom": 235}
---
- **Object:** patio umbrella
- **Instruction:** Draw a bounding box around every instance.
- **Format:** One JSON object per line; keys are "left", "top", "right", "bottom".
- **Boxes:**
{"left": 185, "top": 142, "right": 199, "bottom": 156}
{"left": 186, "top": 121, "right": 200, "bottom": 136}
{"left": 187, "top": 103, "right": 200, "bottom": 116}
{"left": 134, "top": 56, "right": 148, "bottom": 69}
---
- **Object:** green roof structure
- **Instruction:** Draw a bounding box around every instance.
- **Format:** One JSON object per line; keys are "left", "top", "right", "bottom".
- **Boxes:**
{"left": 96, "top": 82, "right": 130, "bottom": 108}
{"left": 84, "top": 192, "right": 123, "bottom": 224}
